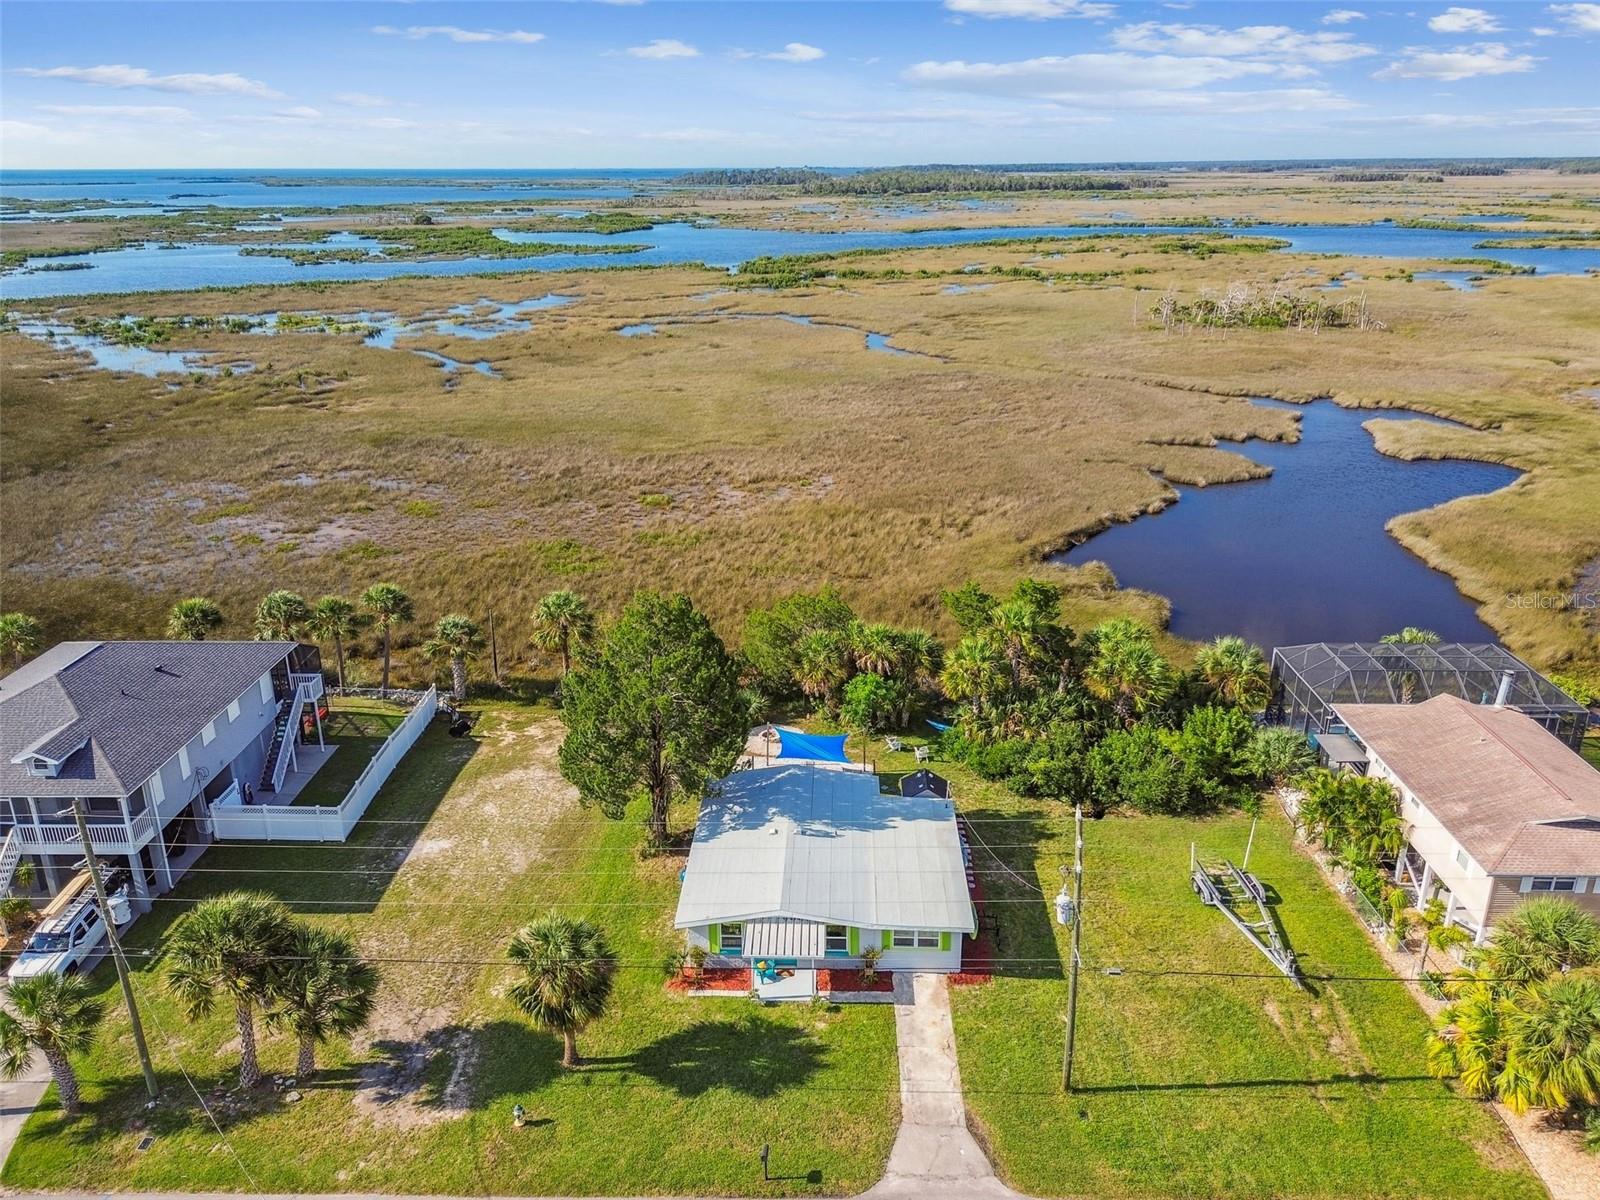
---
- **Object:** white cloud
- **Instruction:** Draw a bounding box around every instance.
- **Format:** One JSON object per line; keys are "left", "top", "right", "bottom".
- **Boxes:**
{"left": 1, "top": 119, "right": 54, "bottom": 140}
{"left": 1340, "top": 105, "right": 1600, "bottom": 131}
{"left": 765, "top": 42, "right": 826, "bottom": 62}
{"left": 35, "top": 103, "right": 193, "bottom": 120}
{"left": 371, "top": 25, "right": 545, "bottom": 44}
{"left": 1427, "top": 7, "right": 1503, "bottom": 33}
{"left": 1548, "top": 3, "right": 1600, "bottom": 32}
{"left": 17, "top": 63, "right": 281, "bottom": 98}
{"left": 625, "top": 38, "right": 700, "bottom": 59}
{"left": 942, "top": 0, "right": 1117, "bottom": 20}
{"left": 1531, "top": 25, "right": 1559, "bottom": 34}
{"left": 800, "top": 105, "right": 1112, "bottom": 126}
{"left": 1375, "top": 42, "right": 1537, "bottom": 80}
{"left": 1109, "top": 22, "right": 1377, "bottom": 62}
{"left": 335, "top": 92, "right": 392, "bottom": 108}
{"left": 1322, "top": 9, "right": 1367, "bottom": 23}
{"left": 906, "top": 52, "right": 1284, "bottom": 97}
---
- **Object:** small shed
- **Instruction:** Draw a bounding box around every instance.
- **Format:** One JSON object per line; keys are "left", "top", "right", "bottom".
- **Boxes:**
{"left": 900, "top": 768, "right": 951, "bottom": 799}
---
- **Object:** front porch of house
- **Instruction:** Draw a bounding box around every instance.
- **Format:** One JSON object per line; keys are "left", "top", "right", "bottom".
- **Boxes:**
{"left": 1393, "top": 846, "right": 1487, "bottom": 945}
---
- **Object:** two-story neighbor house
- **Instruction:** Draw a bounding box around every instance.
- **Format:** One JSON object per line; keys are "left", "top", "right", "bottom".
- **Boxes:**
{"left": 1333, "top": 693, "right": 1600, "bottom": 944}
{"left": 674, "top": 763, "right": 976, "bottom": 999}
{"left": 0, "top": 640, "right": 325, "bottom": 910}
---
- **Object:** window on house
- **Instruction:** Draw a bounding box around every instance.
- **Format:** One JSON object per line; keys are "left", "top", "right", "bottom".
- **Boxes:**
{"left": 891, "top": 930, "right": 940, "bottom": 949}
{"left": 226, "top": 699, "right": 241, "bottom": 722}
{"left": 1528, "top": 877, "right": 1578, "bottom": 893}
{"left": 719, "top": 923, "right": 744, "bottom": 954}
{"left": 178, "top": 746, "right": 191, "bottom": 779}
{"left": 824, "top": 925, "right": 848, "bottom": 954}
{"left": 201, "top": 721, "right": 216, "bottom": 746}
{"left": 1454, "top": 847, "right": 1469, "bottom": 870}
{"left": 259, "top": 676, "right": 273, "bottom": 703}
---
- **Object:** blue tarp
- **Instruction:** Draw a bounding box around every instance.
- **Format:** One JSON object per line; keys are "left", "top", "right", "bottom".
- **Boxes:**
{"left": 926, "top": 719, "right": 954, "bottom": 733}
{"left": 776, "top": 728, "right": 851, "bottom": 763}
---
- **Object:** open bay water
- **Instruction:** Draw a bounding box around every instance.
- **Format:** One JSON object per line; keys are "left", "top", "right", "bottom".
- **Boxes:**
{"left": 4, "top": 218, "right": 1598, "bottom": 300}
{"left": 1052, "top": 399, "right": 1522, "bottom": 649}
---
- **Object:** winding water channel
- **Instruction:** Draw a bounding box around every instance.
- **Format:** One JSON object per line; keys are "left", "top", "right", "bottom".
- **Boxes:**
{"left": 1052, "top": 399, "right": 1522, "bottom": 648}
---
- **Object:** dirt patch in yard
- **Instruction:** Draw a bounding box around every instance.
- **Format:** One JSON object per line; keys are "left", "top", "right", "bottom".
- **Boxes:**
{"left": 352, "top": 1007, "right": 479, "bottom": 1130}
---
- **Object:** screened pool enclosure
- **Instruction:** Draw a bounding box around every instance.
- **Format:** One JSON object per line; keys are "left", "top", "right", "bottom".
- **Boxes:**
{"left": 1267, "top": 642, "right": 1590, "bottom": 752}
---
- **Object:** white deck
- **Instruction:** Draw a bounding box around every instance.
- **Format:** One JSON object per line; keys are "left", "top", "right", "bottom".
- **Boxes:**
{"left": 754, "top": 967, "right": 817, "bottom": 1002}
{"left": 265, "top": 744, "right": 339, "bottom": 805}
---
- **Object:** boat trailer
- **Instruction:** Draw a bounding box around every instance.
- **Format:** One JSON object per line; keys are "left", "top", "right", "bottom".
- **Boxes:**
{"left": 1190, "top": 843, "right": 1303, "bottom": 987}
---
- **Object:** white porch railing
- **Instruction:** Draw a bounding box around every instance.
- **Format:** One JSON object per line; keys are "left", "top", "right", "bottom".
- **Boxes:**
{"left": 290, "top": 673, "right": 325, "bottom": 701}
{"left": 266, "top": 678, "right": 321, "bottom": 793}
{"left": 5, "top": 810, "right": 157, "bottom": 854}
{"left": 211, "top": 687, "right": 438, "bottom": 843}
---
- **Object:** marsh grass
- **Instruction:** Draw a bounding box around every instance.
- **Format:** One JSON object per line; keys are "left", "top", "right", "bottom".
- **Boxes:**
{"left": 4, "top": 194, "right": 1598, "bottom": 678}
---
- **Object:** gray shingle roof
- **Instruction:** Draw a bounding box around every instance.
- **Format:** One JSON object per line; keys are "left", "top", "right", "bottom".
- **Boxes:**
{"left": 0, "top": 641, "right": 295, "bottom": 797}
{"left": 673, "top": 764, "right": 975, "bottom": 933}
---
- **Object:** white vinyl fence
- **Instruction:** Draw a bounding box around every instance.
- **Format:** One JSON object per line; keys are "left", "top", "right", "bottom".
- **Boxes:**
{"left": 210, "top": 687, "right": 439, "bottom": 842}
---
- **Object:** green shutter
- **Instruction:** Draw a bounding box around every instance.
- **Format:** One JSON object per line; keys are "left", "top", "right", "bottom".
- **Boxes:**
{"left": 882, "top": 929, "right": 893, "bottom": 950}
{"left": 940, "top": 931, "right": 952, "bottom": 952}
{"left": 848, "top": 927, "right": 860, "bottom": 956}
{"left": 709, "top": 924, "right": 720, "bottom": 954}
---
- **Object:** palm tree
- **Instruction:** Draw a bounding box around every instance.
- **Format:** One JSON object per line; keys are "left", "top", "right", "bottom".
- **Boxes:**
{"left": 164, "top": 891, "right": 296, "bottom": 1089}
{"left": 1428, "top": 976, "right": 1512, "bottom": 1099}
{"left": 0, "top": 973, "right": 106, "bottom": 1115}
{"left": 1083, "top": 623, "right": 1175, "bottom": 726}
{"left": 265, "top": 925, "right": 379, "bottom": 1079}
{"left": 423, "top": 614, "right": 485, "bottom": 700}
{"left": 1500, "top": 968, "right": 1600, "bottom": 1114}
{"left": 941, "top": 635, "right": 1006, "bottom": 728}
{"left": 1194, "top": 635, "right": 1272, "bottom": 710}
{"left": 0, "top": 612, "right": 43, "bottom": 668}
{"left": 794, "top": 629, "right": 852, "bottom": 715}
{"left": 305, "top": 596, "right": 361, "bottom": 689}
{"left": 360, "top": 583, "right": 414, "bottom": 696}
{"left": 167, "top": 597, "right": 224, "bottom": 640}
{"left": 850, "top": 622, "right": 904, "bottom": 678}
{"left": 893, "top": 629, "right": 943, "bottom": 726}
{"left": 989, "top": 600, "right": 1046, "bottom": 688}
{"left": 1381, "top": 627, "right": 1441, "bottom": 645}
{"left": 1480, "top": 898, "right": 1600, "bottom": 986}
{"left": 507, "top": 915, "right": 616, "bottom": 1069}
{"left": 531, "top": 590, "right": 596, "bottom": 686}
{"left": 254, "top": 590, "right": 310, "bottom": 641}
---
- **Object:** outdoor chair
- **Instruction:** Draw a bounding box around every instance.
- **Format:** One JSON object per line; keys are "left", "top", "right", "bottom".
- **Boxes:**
{"left": 914, "top": 745, "right": 932, "bottom": 763}
{"left": 885, "top": 736, "right": 904, "bottom": 752}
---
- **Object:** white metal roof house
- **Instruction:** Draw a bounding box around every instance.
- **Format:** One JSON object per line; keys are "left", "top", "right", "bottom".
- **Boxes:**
{"left": 1334, "top": 693, "right": 1600, "bottom": 944}
{"left": 0, "top": 640, "right": 329, "bottom": 912}
{"left": 674, "top": 763, "right": 976, "bottom": 999}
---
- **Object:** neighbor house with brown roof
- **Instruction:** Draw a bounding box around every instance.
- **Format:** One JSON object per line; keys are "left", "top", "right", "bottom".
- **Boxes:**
{"left": 1333, "top": 693, "right": 1600, "bottom": 944}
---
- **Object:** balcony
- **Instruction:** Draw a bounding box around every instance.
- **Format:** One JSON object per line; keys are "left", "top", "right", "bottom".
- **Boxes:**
{"left": 4, "top": 810, "right": 157, "bottom": 855}
{"left": 290, "top": 672, "right": 325, "bottom": 701}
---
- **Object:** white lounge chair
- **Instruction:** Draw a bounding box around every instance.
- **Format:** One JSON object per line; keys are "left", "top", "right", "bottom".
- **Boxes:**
{"left": 914, "top": 745, "right": 931, "bottom": 763}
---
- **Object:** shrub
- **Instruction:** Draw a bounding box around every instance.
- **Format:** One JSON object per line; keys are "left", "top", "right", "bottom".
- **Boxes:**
{"left": 1087, "top": 725, "right": 1199, "bottom": 815}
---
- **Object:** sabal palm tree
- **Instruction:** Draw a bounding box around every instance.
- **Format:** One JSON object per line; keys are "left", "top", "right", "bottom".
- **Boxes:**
{"left": 794, "top": 629, "right": 852, "bottom": 715}
{"left": 305, "top": 596, "right": 361, "bottom": 689}
{"left": 1481, "top": 898, "right": 1600, "bottom": 986}
{"left": 167, "top": 596, "right": 224, "bottom": 640}
{"left": 1381, "top": 627, "right": 1441, "bottom": 645}
{"left": 254, "top": 590, "right": 310, "bottom": 641}
{"left": 507, "top": 915, "right": 616, "bottom": 1069}
{"left": 531, "top": 590, "right": 596, "bottom": 685}
{"left": 893, "top": 629, "right": 943, "bottom": 726}
{"left": 850, "top": 622, "right": 904, "bottom": 678}
{"left": 423, "top": 613, "right": 485, "bottom": 700}
{"left": 941, "top": 635, "right": 1006, "bottom": 727}
{"left": 1499, "top": 968, "right": 1600, "bottom": 1114}
{"left": 1428, "top": 976, "right": 1512, "bottom": 1099}
{"left": 0, "top": 972, "right": 106, "bottom": 1115}
{"left": 164, "top": 891, "right": 297, "bottom": 1089}
{"left": 265, "top": 925, "right": 379, "bottom": 1078}
{"left": 1194, "top": 635, "right": 1272, "bottom": 710}
{"left": 989, "top": 600, "right": 1046, "bottom": 688}
{"left": 360, "top": 583, "right": 414, "bottom": 696}
{"left": 0, "top": 611, "right": 43, "bottom": 668}
{"left": 1083, "top": 632, "right": 1175, "bottom": 726}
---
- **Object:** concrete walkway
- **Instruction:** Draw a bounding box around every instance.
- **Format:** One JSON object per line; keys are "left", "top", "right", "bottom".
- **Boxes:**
{"left": 860, "top": 973, "right": 1018, "bottom": 1199}
{"left": 0, "top": 1051, "right": 49, "bottom": 1176}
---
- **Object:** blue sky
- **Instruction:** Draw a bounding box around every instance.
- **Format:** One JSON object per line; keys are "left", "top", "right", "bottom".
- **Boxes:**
{"left": 3, "top": 1, "right": 1598, "bottom": 168}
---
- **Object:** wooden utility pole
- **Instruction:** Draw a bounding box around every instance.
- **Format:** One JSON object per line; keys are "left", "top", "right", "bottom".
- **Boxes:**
{"left": 71, "top": 799, "right": 159, "bottom": 1103}
{"left": 1062, "top": 802, "right": 1085, "bottom": 1093}
{"left": 488, "top": 612, "right": 501, "bottom": 683}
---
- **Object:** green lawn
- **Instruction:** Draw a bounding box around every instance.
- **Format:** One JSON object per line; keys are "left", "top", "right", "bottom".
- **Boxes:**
{"left": 867, "top": 735, "right": 1544, "bottom": 1200}
{"left": 1581, "top": 732, "right": 1599, "bottom": 771}
{"left": 288, "top": 698, "right": 405, "bottom": 807}
{"left": 4, "top": 703, "right": 899, "bottom": 1196}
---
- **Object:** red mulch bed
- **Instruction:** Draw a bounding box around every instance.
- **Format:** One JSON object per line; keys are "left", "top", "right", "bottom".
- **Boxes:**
{"left": 665, "top": 966, "right": 751, "bottom": 993}
{"left": 818, "top": 968, "right": 894, "bottom": 994}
